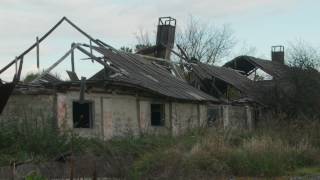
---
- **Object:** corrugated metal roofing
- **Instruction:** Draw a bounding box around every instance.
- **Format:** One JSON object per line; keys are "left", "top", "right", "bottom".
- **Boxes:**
{"left": 90, "top": 47, "right": 219, "bottom": 102}
{"left": 191, "top": 63, "right": 255, "bottom": 94}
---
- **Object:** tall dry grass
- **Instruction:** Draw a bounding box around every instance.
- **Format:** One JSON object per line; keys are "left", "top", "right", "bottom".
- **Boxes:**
{"left": 130, "top": 120, "right": 320, "bottom": 179}
{"left": 0, "top": 116, "right": 319, "bottom": 179}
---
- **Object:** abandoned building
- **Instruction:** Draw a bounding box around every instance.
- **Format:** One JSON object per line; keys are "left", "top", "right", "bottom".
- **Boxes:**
{"left": 0, "top": 17, "right": 292, "bottom": 139}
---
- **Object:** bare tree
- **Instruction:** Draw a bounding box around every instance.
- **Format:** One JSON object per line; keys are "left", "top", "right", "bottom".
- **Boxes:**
{"left": 176, "top": 16, "right": 236, "bottom": 64}
{"left": 233, "top": 41, "right": 257, "bottom": 57}
{"left": 120, "top": 46, "right": 133, "bottom": 53}
{"left": 134, "top": 28, "right": 153, "bottom": 52}
{"left": 287, "top": 39, "right": 320, "bottom": 70}
{"left": 264, "top": 39, "right": 320, "bottom": 119}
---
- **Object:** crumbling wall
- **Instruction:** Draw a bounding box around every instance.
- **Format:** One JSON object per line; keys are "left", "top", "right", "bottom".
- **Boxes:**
{"left": 60, "top": 91, "right": 208, "bottom": 138}
{"left": 171, "top": 103, "right": 207, "bottom": 135}
{"left": 0, "top": 94, "right": 56, "bottom": 127}
{"left": 57, "top": 92, "right": 103, "bottom": 138}
{"left": 222, "top": 105, "right": 253, "bottom": 130}
{"left": 106, "top": 95, "right": 140, "bottom": 138}
{"left": 57, "top": 92, "right": 140, "bottom": 139}
{"left": 207, "top": 104, "right": 223, "bottom": 127}
{"left": 1, "top": 91, "right": 210, "bottom": 139}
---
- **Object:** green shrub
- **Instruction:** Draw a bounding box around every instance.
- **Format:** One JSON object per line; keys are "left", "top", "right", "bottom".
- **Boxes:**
{"left": 0, "top": 118, "right": 77, "bottom": 165}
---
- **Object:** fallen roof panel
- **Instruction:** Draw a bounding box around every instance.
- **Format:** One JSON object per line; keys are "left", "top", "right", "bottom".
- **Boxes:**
{"left": 191, "top": 63, "right": 255, "bottom": 95}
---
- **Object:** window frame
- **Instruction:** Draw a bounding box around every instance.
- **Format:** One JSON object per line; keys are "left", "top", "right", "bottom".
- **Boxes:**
{"left": 72, "top": 100, "right": 94, "bottom": 129}
{"left": 150, "top": 103, "right": 165, "bottom": 127}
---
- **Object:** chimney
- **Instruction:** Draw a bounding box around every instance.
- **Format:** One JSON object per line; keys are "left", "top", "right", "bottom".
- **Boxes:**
{"left": 271, "top": 45, "right": 284, "bottom": 64}
{"left": 155, "top": 17, "right": 176, "bottom": 60}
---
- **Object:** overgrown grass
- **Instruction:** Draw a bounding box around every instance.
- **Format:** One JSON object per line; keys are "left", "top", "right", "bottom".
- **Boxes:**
{"left": 0, "top": 117, "right": 319, "bottom": 179}
{"left": 0, "top": 119, "right": 72, "bottom": 165}
{"left": 129, "top": 121, "right": 320, "bottom": 179}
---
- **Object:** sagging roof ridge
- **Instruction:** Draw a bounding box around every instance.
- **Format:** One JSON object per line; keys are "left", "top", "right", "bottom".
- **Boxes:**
{"left": 224, "top": 55, "right": 290, "bottom": 78}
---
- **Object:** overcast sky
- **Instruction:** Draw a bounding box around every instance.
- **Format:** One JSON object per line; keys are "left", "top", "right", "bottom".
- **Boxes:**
{"left": 0, "top": 0, "right": 319, "bottom": 80}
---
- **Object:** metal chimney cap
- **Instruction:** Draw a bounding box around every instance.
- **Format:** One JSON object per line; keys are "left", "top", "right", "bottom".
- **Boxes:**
{"left": 158, "top": 17, "right": 176, "bottom": 26}
{"left": 271, "top": 45, "right": 284, "bottom": 52}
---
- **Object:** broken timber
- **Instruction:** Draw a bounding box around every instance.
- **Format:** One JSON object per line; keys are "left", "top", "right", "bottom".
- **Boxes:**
{"left": 0, "top": 17, "right": 119, "bottom": 114}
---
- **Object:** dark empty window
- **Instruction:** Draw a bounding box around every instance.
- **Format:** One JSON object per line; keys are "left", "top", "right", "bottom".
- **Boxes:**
{"left": 73, "top": 101, "right": 93, "bottom": 128}
{"left": 207, "top": 108, "right": 219, "bottom": 127}
{"left": 151, "top": 104, "right": 165, "bottom": 126}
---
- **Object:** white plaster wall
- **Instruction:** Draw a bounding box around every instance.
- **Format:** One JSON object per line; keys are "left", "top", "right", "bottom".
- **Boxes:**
{"left": 108, "top": 96, "right": 139, "bottom": 138}
{"left": 3, "top": 92, "right": 210, "bottom": 139}
{"left": 57, "top": 92, "right": 103, "bottom": 138}
{"left": 199, "top": 104, "right": 208, "bottom": 127}
{"left": 171, "top": 102, "right": 204, "bottom": 136}
{"left": 139, "top": 100, "right": 171, "bottom": 135}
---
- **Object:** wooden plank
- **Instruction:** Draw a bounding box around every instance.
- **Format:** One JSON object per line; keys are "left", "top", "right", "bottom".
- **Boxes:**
{"left": 90, "top": 40, "right": 94, "bottom": 62}
{"left": 0, "top": 17, "right": 65, "bottom": 74}
{"left": 33, "top": 44, "right": 78, "bottom": 82}
{"left": 71, "top": 43, "right": 75, "bottom": 72}
{"left": 0, "top": 17, "right": 104, "bottom": 75}
{"left": 36, "top": 36, "right": 40, "bottom": 69}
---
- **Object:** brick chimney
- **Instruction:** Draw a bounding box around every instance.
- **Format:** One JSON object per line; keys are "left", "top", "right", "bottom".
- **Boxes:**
{"left": 271, "top": 45, "right": 284, "bottom": 64}
{"left": 155, "top": 17, "right": 176, "bottom": 60}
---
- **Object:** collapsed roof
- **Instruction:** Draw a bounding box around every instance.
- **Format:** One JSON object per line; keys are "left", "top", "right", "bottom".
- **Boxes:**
{"left": 0, "top": 17, "right": 219, "bottom": 105}
{"left": 87, "top": 47, "right": 219, "bottom": 102}
{"left": 224, "top": 55, "right": 291, "bottom": 79}
{"left": 188, "top": 62, "right": 261, "bottom": 103}
{"left": 191, "top": 63, "right": 255, "bottom": 95}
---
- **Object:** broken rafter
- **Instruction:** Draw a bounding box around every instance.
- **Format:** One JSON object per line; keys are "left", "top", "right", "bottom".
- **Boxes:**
{"left": 36, "top": 36, "right": 40, "bottom": 69}
{"left": 71, "top": 43, "right": 75, "bottom": 72}
{"left": 0, "top": 17, "right": 105, "bottom": 75}
{"left": 79, "top": 77, "right": 86, "bottom": 102}
{"left": 76, "top": 45, "right": 122, "bottom": 74}
{"left": 32, "top": 42, "right": 126, "bottom": 84}
{"left": 15, "top": 56, "right": 24, "bottom": 82}
{"left": 32, "top": 43, "right": 80, "bottom": 83}
{"left": 247, "top": 67, "right": 258, "bottom": 76}
{"left": 160, "top": 43, "right": 189, "bottom": 63}
{"left": 0, "top": 17, "right": 65, "bottom": 74}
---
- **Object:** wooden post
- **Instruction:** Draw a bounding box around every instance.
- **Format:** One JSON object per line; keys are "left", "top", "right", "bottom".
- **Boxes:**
{"left": 36, "top": 37, "right": 40, "bottom": 69}
{"left": 136, "top": 96, "right": 141, "bottom": 135}
{"left": 71, "top": 43, "right": 75, "bottom": 72}
{"left": 10, "top": 161, "right": 15, "bottom": 180}
{"left": 69, "top": 132, "right": 74, "bottom": 180}
{"left": 90, "top": 40, "right": 93, "bottom": 63}
{"left": 90, "top": 40, "right": 93, "bottom": 55}
{"left": 14, "top": 57, "right": 18, "bottom": 74}
{"left": 254, "top": 69, "right": 257, "bottom": 81}
{"left": 197, "top": 104, "right": 201, "bottom": 127}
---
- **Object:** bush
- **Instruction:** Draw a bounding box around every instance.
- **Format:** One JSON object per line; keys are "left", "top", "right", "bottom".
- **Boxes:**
{"left": 130, "top": 124, "right": 320, "bottom": 179}
{"left": 0, "top": 118, "right": 79, "bottom": 165}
